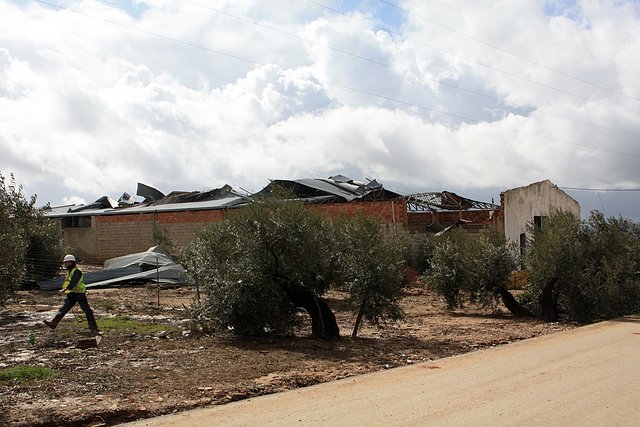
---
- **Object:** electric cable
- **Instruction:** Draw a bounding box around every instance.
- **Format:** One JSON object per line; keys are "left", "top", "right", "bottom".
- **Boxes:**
{"left": 308, "top": 0, "right": 640, "bottom": 115}
{"left": 188, "top": 0, "right": 640, "bottom": 138}
{"left": 373, "top": 0, "right": 640, "bottom": 102}
{"left": 34, "top": 0, "right": 640, "bottom": 159}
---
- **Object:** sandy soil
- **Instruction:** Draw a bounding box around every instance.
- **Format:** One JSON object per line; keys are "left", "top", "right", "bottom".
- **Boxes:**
{"left": 0, "top": 284, "right": 574, "bottom": 426}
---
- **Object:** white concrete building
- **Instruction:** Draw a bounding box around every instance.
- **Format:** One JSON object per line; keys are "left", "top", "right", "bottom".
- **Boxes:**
{"left": 501, "top": 180, "right": 580, "bottom": 255}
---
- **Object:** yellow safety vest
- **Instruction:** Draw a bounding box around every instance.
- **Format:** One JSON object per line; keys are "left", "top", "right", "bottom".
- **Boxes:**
{"left": 63, "top": 266, "right": 87, "bottom": 294}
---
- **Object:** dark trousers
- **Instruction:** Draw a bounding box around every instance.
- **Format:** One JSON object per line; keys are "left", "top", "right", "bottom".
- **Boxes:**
{"left": 52, "top": 292, "right": 99, "bottom": 332}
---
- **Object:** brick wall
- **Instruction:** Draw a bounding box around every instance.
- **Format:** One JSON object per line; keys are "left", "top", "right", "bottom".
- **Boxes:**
{"left": 82, "top": 199, "right": 499, "bottom": 266}
{"left": 95, "top": 210, "right": 226, "bottom": 261}
{"left": 76, "top": 202, "right": 409, "bottom": 263}
{"left": 309, "top": 199, "right": 407, "bottom": 226}
{"left": 407, "top": 209, "right": 496, "bottom": 231}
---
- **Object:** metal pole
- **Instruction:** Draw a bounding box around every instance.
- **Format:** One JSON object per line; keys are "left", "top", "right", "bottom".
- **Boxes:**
{"left": 156, "top": 255, "right": 160, "bottom": 309}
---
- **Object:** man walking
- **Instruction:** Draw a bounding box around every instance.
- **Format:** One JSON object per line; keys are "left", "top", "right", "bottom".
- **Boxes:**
{"left": 43, "top": 254, "right": 100, "bottom": 335}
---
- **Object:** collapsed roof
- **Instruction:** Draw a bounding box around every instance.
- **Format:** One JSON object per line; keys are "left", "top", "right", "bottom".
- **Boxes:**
{"left": 145, "top": 184, "right": 239, "bottom": 206}
{"left": 255, "top": 175, "right": 402, "bottom": 203}
{"left": 406, "top": 191, "right": 497, "bottom": 212}
{"left": 69, "top": 196, "right": 118, "bottom": 212}
{"left": 45, "top": 183, "right": 247, "bottom": 218}
{"left": 44, "top": 177, "right": 498, "bottom": 218}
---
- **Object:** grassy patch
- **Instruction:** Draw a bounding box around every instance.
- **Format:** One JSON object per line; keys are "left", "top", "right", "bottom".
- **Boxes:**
{"left": 77, "top": 315, "right": 179, "bottom": 334}
{"left": 99, "top": 300, "right": 115, "bottom": 311}
{"left": 0, "top": 365, "right": 55, "bottom": 383}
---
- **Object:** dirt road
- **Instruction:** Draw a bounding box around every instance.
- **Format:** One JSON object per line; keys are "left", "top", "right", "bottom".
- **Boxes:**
{"left": 121, "top": 315, "right": 640, "bottom": 426}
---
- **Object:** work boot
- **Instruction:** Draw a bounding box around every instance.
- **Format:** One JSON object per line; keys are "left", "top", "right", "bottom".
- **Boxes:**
{"left": 43, "top": 320, "right": 57, "bottom": 330}
{"left": 91, "top": 329, "right": 101, "bottom": 336}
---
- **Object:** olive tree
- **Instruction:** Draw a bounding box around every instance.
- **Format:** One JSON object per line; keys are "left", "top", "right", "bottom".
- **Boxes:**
{"left": 183, "top": 195, "right": 341, "bottom": 338}
{"left": 333, "top": 214, "right": 408, "bottom": 337}
{"left": 523, "top": 211, "right": 585, "bottom": 321}
{"left": 0, "top": 174, "right": 27, "bottom": 305}
{"left": 580, "top": 212, "right": 640, "bottom": 319}
{"left": 0, "top": 173, "right": 63, "bottom": 305}
{"left": 523, "top": 210, "right": 640, "bottom": 323}
{"left": 182, "top": 193, "right": 413, "bottom": 339}
{"left": 422, "top": 229, "right": 525, "bottom": 315}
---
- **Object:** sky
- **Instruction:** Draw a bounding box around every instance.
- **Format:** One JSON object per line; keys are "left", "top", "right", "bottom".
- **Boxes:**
{"left": 1, "top": 0, "right": 639, "bottom": 220}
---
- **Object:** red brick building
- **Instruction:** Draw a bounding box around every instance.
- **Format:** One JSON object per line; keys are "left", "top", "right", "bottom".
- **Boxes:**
{"left": 47, "top": 177, "right": 500, "bottom": 263}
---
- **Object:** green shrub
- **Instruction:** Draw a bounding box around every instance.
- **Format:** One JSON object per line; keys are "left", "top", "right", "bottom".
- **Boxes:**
{"left": 0, "top": 365, "right": 55, "bottom": 383}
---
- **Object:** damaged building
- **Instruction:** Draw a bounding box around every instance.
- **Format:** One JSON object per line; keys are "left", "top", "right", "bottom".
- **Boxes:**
{"left": 499, "top": 179, "right": 580, "bottom": 255}
{"left": 44, "top": 176, "right": 579, "bottom": 266}
{"left": 47, "top": 183, "right": 247, "bottom": 263}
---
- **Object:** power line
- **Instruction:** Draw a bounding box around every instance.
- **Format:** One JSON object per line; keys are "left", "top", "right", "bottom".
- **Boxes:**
{"left": 186, "top": 0, "right": 640, "bottom": 139}
{"left": 34, "top": 1, "right": 640, "bottom": 159}
{"left": 324, "top": 81, "right": 640, "bottom": 158}
{"left": 307, "top": 0, "right": 640, "bottom": 116}
{"left": 596, "top": 191, "right": 608, "bottom": 216}
{"left": 373, "top": 0, "right": 640, "bottom": 103}
{"left": 560, "top": 187, "right": 640, "bottom": 192}
{"left": 36, "top": 1, "right": 267, "bottom": 68}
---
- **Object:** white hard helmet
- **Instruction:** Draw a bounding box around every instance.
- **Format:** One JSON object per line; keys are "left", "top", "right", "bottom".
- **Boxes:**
{"left": 63, "top": 254, "right": 76, "bottom": 263}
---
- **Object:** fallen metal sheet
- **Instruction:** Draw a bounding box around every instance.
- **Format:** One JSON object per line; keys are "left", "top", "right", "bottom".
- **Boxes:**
{"left": 103, "top": 246, "right": 177, "bottom": 270}
{"left": 84, "top": 265, "right": 189, "bottom": 289}
{"left": 36, "top": 247, "right": 191, "bottom": 290}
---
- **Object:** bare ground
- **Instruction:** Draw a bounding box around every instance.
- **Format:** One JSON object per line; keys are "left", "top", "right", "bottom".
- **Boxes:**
{"left": 0, "top": 284, "right": 575, "bottom": 427}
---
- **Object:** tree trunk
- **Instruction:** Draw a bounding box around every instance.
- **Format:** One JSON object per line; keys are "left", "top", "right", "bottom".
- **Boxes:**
{"left": 538, "top": 281, "right": 558, "bottom": 322}
{"left": 280, "top": 281, "right": 340, "bottom": 339}
{"left": 352, "top": 297, "right": 367, "bottom": 338}
{"left": 495, "top": 285, "right": 532, "bottom": 317}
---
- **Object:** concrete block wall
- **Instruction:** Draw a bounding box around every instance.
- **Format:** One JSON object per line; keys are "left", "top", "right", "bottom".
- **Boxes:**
{"left": 61, "top": 218, "right": 98, "bottom": 263}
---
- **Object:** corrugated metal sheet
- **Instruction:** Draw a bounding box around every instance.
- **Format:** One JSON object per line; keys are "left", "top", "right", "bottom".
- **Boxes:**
{"left": 44, "top": 188, "right": 246, "bottom": 218}
{"left": 259, "top": 177, "right": 401, "bottom": 202}
{"left": 103, "top": 196, "right": 245, "bottom": 214}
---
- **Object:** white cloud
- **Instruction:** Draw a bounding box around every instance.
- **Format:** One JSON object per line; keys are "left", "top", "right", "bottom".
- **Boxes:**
{"left": 0, "top": 0, "right": 639, "bottom": 219}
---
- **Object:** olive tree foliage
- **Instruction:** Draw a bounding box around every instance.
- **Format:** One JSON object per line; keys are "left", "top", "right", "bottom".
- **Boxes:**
{"left": 581, "top": 212, "right": 640, "bottom": 319}
{"left": 182, "top": 195, "right": 342, "bottom": 338}
{"left": 151, "top": 224, "right": 177, "bottom": 259}
{"left": 0, "top": 174, "right": 27, "bottom": 305}
{"left": 182, "top": 193, "right": 412, "bottom": 339}
{"left": 522, "top": 211, "right": 583, "bottom": 321}
{"left": 0, "top": 173, "right": 63, "bottom": 305}
{"left": 332, "top": 214, "right": 408, "bottom": 337}
{"left": 523, "top": 210, "right": 640, "bottom": 323}
{"left": 422, "top": 229, "right": 524, "bottom": 315}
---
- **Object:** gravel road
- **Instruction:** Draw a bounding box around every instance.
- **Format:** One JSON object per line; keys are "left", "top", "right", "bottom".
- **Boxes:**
{"left": 121, "top": 315, "right": 640, "bottom": 426}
